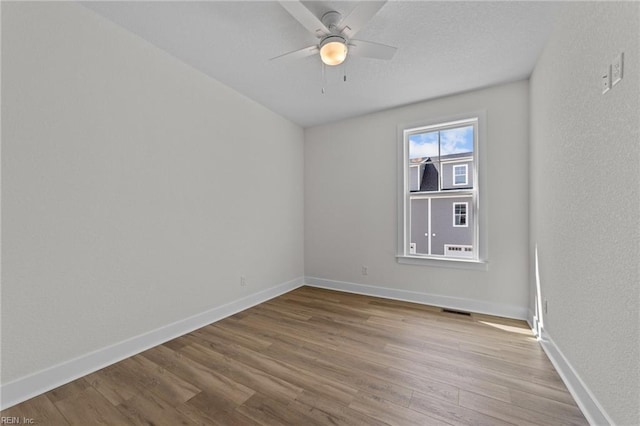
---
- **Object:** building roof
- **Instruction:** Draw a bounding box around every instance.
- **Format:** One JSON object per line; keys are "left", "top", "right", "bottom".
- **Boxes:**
{"left": 410, "top": 152, "right": 473, "bottom": 164}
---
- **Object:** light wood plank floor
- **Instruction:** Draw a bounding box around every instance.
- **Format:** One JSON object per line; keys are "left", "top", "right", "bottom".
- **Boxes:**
{"left": 2, "top": 286, "right": 588, "bottom": 425}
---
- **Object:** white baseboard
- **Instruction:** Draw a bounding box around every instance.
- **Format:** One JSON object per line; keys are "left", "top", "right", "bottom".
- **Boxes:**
{"left": 0, "top": 277, "right": 304, "bottom": 411}
{"left": 528, "top": 308, "right": 540, "bottom": 337}
{"left": 538, "top": 328, "right": 613, "bottom": 426}
{"left": 304, "top": 277, "right": 528, "bottom": 320}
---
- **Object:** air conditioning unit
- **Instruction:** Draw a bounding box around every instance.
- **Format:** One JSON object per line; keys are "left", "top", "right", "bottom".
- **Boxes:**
{"left": 444, "top": 244, "right": 473, "bottom": 258}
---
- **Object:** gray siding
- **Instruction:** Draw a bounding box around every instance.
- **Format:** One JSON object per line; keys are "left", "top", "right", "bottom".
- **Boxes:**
{"left": 441, "top": 160, "right": 473, "bottom": 190}
{"left": 410, "top": 199, "right": 429, "bottom": 254}
{"left": 410, "top": 196, "right": 473, "bottom": 256}
{"left": 430, "top": 196, "right": 473, "bottom": 255}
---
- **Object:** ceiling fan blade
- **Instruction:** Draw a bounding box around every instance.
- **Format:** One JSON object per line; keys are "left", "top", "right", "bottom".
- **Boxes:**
{"left": 348, "top": 39, "right": 397, "bottom": 60}
{"left": 270, "top": 45, "right": 319, "bottom": 62}
{"left": 338, "top": 1, "right": 387, "bottom": 38}
{"left": 279, "top": 1, "right": 329, "bottom": 37}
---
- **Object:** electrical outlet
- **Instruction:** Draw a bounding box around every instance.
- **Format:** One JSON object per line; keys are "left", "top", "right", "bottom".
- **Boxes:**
{"left": 240, "top": 276, "right": 247, "bottom": 287}
{"left": 612, "top": 53, "right": 623, "bottom": 86}
{"left": 602, "top": 65, "right": 611, "bottom": 94}
{"left": 361, "top": 266, "right": 368, "bottom": 276}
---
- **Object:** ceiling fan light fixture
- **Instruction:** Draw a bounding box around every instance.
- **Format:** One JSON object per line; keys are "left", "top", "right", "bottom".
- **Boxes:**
{"left": 319, "top": 36, "right": 348, "bottom": 66}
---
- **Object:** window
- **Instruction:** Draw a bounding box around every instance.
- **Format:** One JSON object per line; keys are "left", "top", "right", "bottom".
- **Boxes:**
{"left": 453, "top": 164, "right": 468, "bottom": 186}
{"left": 397, "top": 114, "right": 485, "bottom": 267}
{"left": 453, "top": 202, "right": 468, "bottom": 227}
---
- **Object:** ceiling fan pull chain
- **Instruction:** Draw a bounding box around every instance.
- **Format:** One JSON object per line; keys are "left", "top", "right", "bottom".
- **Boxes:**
{"left": 343, "top": 60, "right": 347, "bottom": 82}
{"left": 321, "top": 62, "right": 326, "bottom": 94}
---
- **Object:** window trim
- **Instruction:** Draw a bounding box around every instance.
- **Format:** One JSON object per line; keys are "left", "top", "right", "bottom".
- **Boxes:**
{"left": 396, "top": 111, "right": 488, "bottom": 270}
{"left": 453, "top": 164, "right": 468, "bottom": 186}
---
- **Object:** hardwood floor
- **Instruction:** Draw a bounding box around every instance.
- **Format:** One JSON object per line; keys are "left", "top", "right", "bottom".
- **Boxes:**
{"left": 1, "top": 286, "right": 588, "bottom": 425}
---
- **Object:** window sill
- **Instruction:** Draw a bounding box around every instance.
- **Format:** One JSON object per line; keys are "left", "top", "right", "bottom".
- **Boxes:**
{"left": 396, "top": 255, "right": 488, "bottom": 271}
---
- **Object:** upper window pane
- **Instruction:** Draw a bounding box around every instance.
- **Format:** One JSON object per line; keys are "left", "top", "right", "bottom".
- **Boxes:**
{"left": 408, "top": 124, "right": 474, "bottom": 192}
{"left": 440, "top": 125, "right": 474, "bottom": 156}
{"left": 409, "top": 131, "right": 439, "bottom": 159}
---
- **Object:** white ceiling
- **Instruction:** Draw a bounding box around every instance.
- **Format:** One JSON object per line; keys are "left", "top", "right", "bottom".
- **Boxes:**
{"left": 83, "top": 1, "right": 561, "bottom": 128}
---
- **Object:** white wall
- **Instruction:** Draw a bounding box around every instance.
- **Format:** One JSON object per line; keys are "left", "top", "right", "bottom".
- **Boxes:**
{"left": 1, "top": 2, "right": 303, "bottom": 385}
{"left": 530, "top": 2, "right": 640, "bottom": 425}
{"left": 305, "top": 81, "right": 530, "bottom": 317}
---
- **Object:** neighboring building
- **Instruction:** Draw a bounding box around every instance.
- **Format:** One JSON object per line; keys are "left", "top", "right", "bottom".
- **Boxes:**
{"left": 409, "top": 153, "right": 474, "bottom": 258}
{"left": 410, "top": 152, "right": 473, "bottom": 192}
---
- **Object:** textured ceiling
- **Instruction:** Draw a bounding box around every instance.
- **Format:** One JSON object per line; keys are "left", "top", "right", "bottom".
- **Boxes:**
{"left": 83, "top": 1, "right": 561, "bottom": 128}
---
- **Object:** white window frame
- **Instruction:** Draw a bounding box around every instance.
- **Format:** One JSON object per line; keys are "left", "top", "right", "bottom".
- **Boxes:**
{"left": 453, "top": 202, "right": 469, "bottom": 227}
{"left": 396, "top": 111, "right": 488, "bottom": 270}
{"left": 453, "top": 164, "right": 468, "bottom": 186}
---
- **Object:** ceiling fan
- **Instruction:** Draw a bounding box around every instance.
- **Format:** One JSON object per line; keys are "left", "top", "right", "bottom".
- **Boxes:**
{"left": 272, "top": 1, "right": 397, "bottom": 67}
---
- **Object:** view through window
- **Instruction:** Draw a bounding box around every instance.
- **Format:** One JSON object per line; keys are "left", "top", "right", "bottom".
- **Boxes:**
{"left": 403, "top": 118, "right": 478, "bottom": 261}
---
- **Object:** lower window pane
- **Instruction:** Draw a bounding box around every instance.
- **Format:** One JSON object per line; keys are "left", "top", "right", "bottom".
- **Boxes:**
{"left": 410, "top": 196, "right": 473, "bottom": 257}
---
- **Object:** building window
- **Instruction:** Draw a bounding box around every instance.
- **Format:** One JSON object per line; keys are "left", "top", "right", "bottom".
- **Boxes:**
{"left": 453, "top": 164, "right": 468, "bottom": 186}
{"left": 398, "top": 115, "right": 484, "bottom": 265}
{"left": 453, "top": 202, "right": 468, "bottom": 227}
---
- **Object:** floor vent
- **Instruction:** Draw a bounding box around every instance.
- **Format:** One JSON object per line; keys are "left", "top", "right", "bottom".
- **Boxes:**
{"left": 442, "top": 308, "right": 471, "bottom": 316}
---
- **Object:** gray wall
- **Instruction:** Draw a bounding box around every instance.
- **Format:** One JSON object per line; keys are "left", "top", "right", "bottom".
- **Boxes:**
{"left": 529, "top": 2, "right": 640, "bottom": 424}
{"left": 1, "top": 2, "right": 304, "bottom": 385}
{"left": 409, "top": 165, "right": 423, "bottom": 192}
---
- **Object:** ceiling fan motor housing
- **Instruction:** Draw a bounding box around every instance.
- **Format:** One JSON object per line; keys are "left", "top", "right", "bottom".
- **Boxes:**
{"left": 321, "top": 11, "right": 342, "bottom": 31}
{"left": 320, "top": 35, "right": 347, "bottom": 48}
